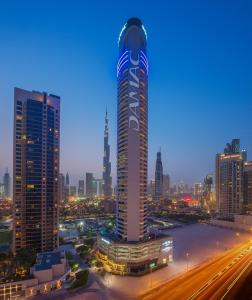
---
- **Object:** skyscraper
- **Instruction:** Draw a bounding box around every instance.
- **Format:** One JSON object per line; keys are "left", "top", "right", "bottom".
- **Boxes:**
{"left": 216, "top": 139, "right": 244, "bottom": 219}
{"left": 202, "top": 174, "right": 216, "bottom": 210}
{"left": 96, "top": 17, "right": 172, "bottom": 275}
{"left": 102, "top": 110, "right": 112, "bottom": 200}
{"left": 163, "top": 174, "right": 170, "bottom": 197}
{"left": 243, "top": 161, "right": 252, "bottom": 212}
{"left": 78, "top": 179, "right": 85, "bottom": 197}
{"left": 13, "top": 87, "right": 60, "bottom": 252}
{"left": 115, "top": 17, "right": 148, "bottom": 242}
{"left": 65, "top": 172, "right": 70, "bottom": 186}
{"left": 193, "top": 182, "right": 203, "bottom": 201}
{"left": 154, "top": 151, "right": 163, "bottom": 203}
{"left": 58, "top": 173, "right": 65, "bottom": 204}
{"left": 86, "top": 172, "right": 94, "bottom": 198}
{"left": 3, "top": 169, "right": 11, "bottom": 198}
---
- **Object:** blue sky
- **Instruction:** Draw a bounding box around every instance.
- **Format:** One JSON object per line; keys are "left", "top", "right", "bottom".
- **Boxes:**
{"left": 0, "top": 0, "right": 251, "bottom": 186}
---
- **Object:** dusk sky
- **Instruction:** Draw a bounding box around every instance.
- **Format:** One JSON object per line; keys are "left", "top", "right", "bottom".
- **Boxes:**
{"left": 0, "top": 0, "right": 251, "bottom": 186}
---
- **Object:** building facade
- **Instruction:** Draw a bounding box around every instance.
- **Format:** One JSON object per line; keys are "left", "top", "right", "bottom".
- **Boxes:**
{"left": 97, "top": 17, "right": 173, "bottom": 276}
{"left": 102, "top": 110, "right": 112, "bottom": 200}
{"left": 85, "top": 172, "right": 94, "bottom": 197}
{"left": 216, "top": 139, "right": 244, "bottom": 219}
{"left": 243, "top": 161, "right": 252, "bottom": 212}
{"left": 116, "top": 17, "right": 148, "bottom": 242}
{"left": 163, "top": 174, "right": 170, "bottom": 198}
{"left": 13, "top": 87, "right": 60, "bottom": 253}
{"left": 154, "top": 151, "right": 163, "bottom": 203}
{"left": 78, "top": 179, "right": 85, "bottom": 197}
{"left": 3, "top": 169, "right": 11, "bottom": 198}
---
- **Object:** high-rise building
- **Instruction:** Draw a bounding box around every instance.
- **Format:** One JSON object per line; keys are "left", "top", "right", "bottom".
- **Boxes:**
{"left": 115, "top": 17, "right": 148, "bottom": 242}
{"left": 193, "top": 182, "right": 203, "bottom": 201}
{"left": 65, "top": 172, "right": 69, "bottom": 186}
{"left": 65, "top": 172, "right": 70, "bottom": 199}
{"left": 216, "top": 139, "right": 244, "bottom": 219}
{"left": 178, "top": 180, "right": 185, "bottom": 194}
{"left": 163, "top": 174, "right": 170, "bottom": 197}
{"left": 13, "top": 87, "right": 60, "bottom": 253}
{"left": 154, "top": 151, "right": 163, "bottom": 203}
{"left": 86, "top": 172, "right": 94, "bottom": 197}
{"left": 94, "top": 179, "right": 103, "bottom": 197}
{"left": 243, "top": 161, "right": 252, "bottom": 212}
{"left": 202, "top": 174, "right": 216, "bottom": 210}
{"left": 58, "top": 173, "right": 65, "bottom": 204}
{"left": 102, "top": 110, "right": 112, "bottom": 200}
{"left": 78, "top": 179, "right": 85, "bottom": 197}
{"left": 149, "top": 179, "right": 155, "bottom": 197}
{"left": 96, "top": 17, "right": 172, "bottom": 275}
{"left": 3, "top": 169, "right": 11, "bottom": 198}
{"left": 69, "top": 186, "right": 77, "bottom": 196}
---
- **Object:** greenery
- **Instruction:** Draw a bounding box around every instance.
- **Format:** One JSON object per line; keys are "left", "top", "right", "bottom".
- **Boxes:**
{"left": 84, "top": 238, "right": 95, "bottom": 247}
{"left": 59, "top": 236, "right": 65, "bottom": 245}
{"left": 0, "top": 231, "right": 12, "bottom": 244}
{"left": 66, "top": 251, "right": 74, "bottom": 260}
{"left": 0, "top": 247, "right": 36, "bottom": 282}
{"left": 15, "top": 247, "right": 36, "bottom": 275}
{"left": 69, "top": 260, "right": 79, "bottom": 272}
{"left": 76, "top": 244, "right": 89, "bottom": 253}
{"left": 68, "top": 270, "right": 89, "bottom": 290}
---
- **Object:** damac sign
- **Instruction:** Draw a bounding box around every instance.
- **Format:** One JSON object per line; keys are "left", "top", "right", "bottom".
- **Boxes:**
{"left": 128, "top": 50, "right": 140, "bottom": 132}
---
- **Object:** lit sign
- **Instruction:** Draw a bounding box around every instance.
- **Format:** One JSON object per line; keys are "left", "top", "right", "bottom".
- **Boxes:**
{"left": 128, "top": 50, "right": 140, "bottom": 132}
{"left": 161, "top": 240, "right": 173, "bottom": 253}
{"left": 101, "top": 238, "right": 110, "bottom": 245}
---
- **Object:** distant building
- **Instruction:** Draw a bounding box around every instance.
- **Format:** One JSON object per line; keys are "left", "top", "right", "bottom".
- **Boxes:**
{"left": 202, "top": 174, "right": 216, "bottom": 210}
{"left": 3, "top": 169, "right": 10, "bottom": 198}
{"left": 149, "top": 179, "right": 155, "bottom": 197}
{"left": 78, "top": 179, "right": 85, "bottom": 197}
{"left": 102, "top": 110, "right": 112, "bottom": 200}
{"left": 163, "top": 174, "right": 170, "bottom": 197}
{"left": 58, "top": 173, "right": 65, "bottom": 204}
{"left": 65, "top": 172, "right": 70, "bottom": 186}
{"left": 178, "top": 180, "right": 185, "bottom": 194}
{"left": 193, "top": 182, "right": 203, "bottom": 201}
{"left": 69, "top": 186, "right": 77, "bottom": 196}
{"left": 13, "top": 88, "right": 60, "bottom": 253}
{"left": 216, "top": 139, "right": 244, "bottom": 219}
{"left": 154, "top": 151, "right": 163, "bottom": 203}
{"left": 93, "top": 179, "right": 103, "bottom": 197}
{"left": 243, "top": 161, "right": 252, "bottom": 212}
{"left": 86, "top": 173, "right": 94, "bottom": 197}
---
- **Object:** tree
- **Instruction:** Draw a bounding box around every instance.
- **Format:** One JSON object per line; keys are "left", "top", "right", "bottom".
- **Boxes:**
{"left": 15, "top": 247, "right": 36, "bottom": 275}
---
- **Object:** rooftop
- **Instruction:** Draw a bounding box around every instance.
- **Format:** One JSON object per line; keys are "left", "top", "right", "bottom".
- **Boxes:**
{"left": 34, "top": 251, "right": 64, "bottom": 271}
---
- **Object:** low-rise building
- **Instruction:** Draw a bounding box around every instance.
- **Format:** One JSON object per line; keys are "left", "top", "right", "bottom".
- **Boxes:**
{"left": 0, "top": 251, "right": 68, "bottom": 299}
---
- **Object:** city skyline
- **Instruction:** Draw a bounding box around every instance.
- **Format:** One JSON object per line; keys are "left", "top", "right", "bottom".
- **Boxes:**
{"left": 0, "top": 1, "right": 252, "bottom": 186}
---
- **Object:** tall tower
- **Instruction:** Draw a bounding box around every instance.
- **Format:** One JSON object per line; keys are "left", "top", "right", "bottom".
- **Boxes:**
{"left": 96, "top": 17, "right": 173, "bottom": 276}
{"left": 154, "top": 151, "right": 163, "bottom": 203}
{"left": 86, "top": 172, "right": 94, "bottom": 198}
{"left": 116, "top": 17, "right": 148, "bottom": 242}
{"left": 13, "top": 87, "right": 60, "bottom": 253}
{"left": 102, "top": 109, "right": 112, "bottom": 199}
{"left": 216, "top": 139, "right": 244, "bottom": 218}
{"left": 65, "top": 172, "right": 70, "bottom": 186}
{"left": 3, "top": 168, "right": 11, "bottom": 198}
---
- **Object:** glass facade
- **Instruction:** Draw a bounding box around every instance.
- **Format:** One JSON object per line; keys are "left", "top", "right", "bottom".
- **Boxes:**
{"left": 13, "top": 88, "right": 60, "bottom": 252}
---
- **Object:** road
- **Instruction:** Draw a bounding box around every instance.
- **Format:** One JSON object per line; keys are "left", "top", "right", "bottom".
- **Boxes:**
{"left": 142, "top": 241, "right": 252, "bottom": 300}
